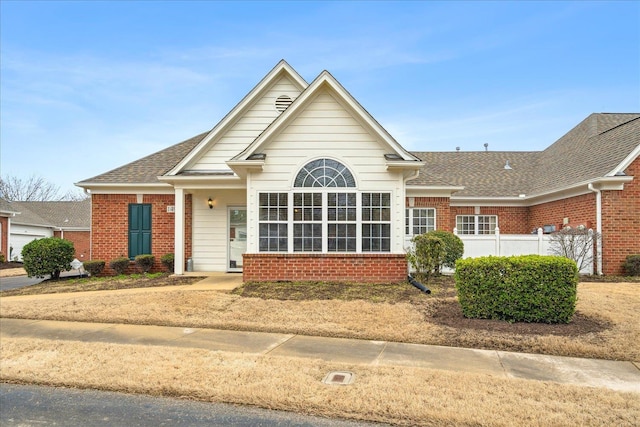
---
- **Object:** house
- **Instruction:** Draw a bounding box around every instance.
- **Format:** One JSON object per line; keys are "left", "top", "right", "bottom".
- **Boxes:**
{"left": 0, "top": 198, "right": 91, "bottom": 262}
{"left": 76, "top": 61, "right": 639, "bottom": 280}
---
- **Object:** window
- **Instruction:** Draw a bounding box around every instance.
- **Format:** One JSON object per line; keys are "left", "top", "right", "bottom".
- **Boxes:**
{"left": 456, "top": 215, "right": 497, "bottom": 235}
{"left": 259, "top": 193, "right": 288, "bottom": 251}
{"left": 362, "top": 193, "right": 391, "bottom": 252}
{"left": 328, "top": 192, "right": 356, "bottom": 252}
{"left": 258, "top": 159, "right": 392, "bottom": 253}
{"left": 405, "top": 208, "right": 436, "bottom": 236}
{"left": 128, "top": 204, "right": 151, "bottom": 259}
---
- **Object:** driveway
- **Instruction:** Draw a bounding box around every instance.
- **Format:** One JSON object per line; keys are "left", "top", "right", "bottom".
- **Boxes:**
{"left": 0, "top": 270, "right": 85, "bottom": 291}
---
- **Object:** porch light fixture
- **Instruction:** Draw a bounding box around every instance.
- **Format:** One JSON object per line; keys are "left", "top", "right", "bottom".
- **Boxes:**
{"left": 208, "top": 198, "right": 214, "bottom": 209}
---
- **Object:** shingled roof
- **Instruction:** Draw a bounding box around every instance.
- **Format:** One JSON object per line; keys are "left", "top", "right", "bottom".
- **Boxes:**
{"left": 409, "top": 113, "right": 639, "bottom": 198}
{"left": 77, "top": 113, "right": 638, "bottom": 198}
{"left": 10, "top": 199, "right": 90, "bottom": 229}
{"left": 77, "top": 132, "right": 208, "bottom": 185}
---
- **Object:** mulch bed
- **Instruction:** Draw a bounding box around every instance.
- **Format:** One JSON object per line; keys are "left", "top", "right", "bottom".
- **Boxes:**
{"left": 0, "top": 262, "right": 24, "bottom": 270}
{"left": 429, "top": 299, "right": 610, "bottom": 336}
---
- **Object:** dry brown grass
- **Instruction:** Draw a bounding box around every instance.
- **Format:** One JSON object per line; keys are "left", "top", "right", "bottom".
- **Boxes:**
{"left": 1, "top": 279, "right": 638, "bottom": 361}
{"left": 2, "top": 337, "right": 638, "bottom": 427}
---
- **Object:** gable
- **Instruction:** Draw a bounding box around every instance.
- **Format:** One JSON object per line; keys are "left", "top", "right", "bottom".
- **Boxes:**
{"left": 185, "top": 74, "right": 304, "bottom": 172}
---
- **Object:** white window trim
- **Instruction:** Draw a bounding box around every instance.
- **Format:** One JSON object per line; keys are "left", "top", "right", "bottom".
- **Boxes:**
{"left": 405, "top": 208, "right": 436, "bottom": 236}
{"left": 258, "top": 190, "right": 392, "bottom": 253}
{"left": 455, "top": 214, "right": 498, "bottom": 235}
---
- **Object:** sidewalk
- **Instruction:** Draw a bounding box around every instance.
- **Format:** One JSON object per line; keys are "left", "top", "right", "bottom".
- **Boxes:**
{"left": 2, "top": 317, "right": 638, "bottom": 393}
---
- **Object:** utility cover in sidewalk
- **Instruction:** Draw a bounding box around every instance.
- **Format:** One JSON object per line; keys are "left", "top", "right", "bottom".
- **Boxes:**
{"left": 322, "top": 371, "right": 355, "bottom": 385}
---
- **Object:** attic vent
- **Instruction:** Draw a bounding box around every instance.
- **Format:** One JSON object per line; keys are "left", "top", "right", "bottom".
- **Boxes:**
{"left": 275, "top": 95, "right": 293, "bottom": 112}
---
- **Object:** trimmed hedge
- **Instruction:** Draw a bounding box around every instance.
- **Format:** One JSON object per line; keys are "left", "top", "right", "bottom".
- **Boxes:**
{"left": 161, "top": 253, "right": 174, "bottom": 273}
{"left": 22, "top": 237, "right": 74, "bottom": 280}
{"left": 426, "top": 230, "right": 464, "bottom": 270}
{"left": 135, "top": 254, "right": 155, "bottom": 273}
{"left": 623, "top": 254, "right": 640, "bottom": 276}
{"left": 109, "top": 257, "right": 130, "bottom": 275}
{"left": 83, "top": 260, "right": 105, "bottom": 276}
{"left": 454, "top": 255, "right": 578, "bottom": 323}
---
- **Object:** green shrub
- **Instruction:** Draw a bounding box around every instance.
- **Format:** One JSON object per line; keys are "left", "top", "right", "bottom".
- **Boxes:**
{"left": 426, "top": 230, "right": 464, "bottom": 271}
{"left": 21, "top": 237, "right": 75, "bottom": 280}
{"left": 134, "top": 254, "right": 155, "bottom": 273}
{"left": 407, "top": 234, "right": 445, "bottom": 280}
{"left": 454, "top": 255, "right": 578, "bottom": 323}
{"left": 83, "top": 260, "right": 105, "bottom": 276}
{"left": 623, "top": 254, "right": 640, "bottom": 276}
{"left": 109, "top": 257, "right": 130, "bottom": 275}
{"left": 161, "top": 253, "right": 175, "bottom": 273}
{"left": 0, "top": 253, "right": 5, "bottom": 263}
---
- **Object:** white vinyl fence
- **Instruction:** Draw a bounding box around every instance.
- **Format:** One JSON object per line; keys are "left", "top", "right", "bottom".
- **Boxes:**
{"left": 405, "top": 227, "right": 594, "bottom": 275}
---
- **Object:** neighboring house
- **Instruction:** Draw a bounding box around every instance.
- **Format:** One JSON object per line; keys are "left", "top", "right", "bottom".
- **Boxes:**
{"left": 0, "top": 198, "right": 20, "bottom": 260}
{"left": 76, "top": 61, "right": 639, "bottom": 280}
{"left": 0, "top": 198, "right": 91, "bottom": 262}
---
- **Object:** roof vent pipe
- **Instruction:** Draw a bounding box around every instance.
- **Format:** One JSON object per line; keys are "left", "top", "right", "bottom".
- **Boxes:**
{"left": 484, "top": 143, "right": 488, "bottom": 152}
{"left": 504, "top": 160, "right": 512, "bottom": 170}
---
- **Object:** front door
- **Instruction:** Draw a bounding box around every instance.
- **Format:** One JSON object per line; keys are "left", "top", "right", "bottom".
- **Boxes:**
{"left": 228, "top": 207, "right": 247, "bottom": 272}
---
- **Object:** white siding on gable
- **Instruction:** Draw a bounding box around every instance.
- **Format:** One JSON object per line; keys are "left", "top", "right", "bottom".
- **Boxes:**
{"left": 189, "top": 76, "right": 303, "bottom": 171}
{"left": 245, "top": 88, "right": 407, "bottom": 253}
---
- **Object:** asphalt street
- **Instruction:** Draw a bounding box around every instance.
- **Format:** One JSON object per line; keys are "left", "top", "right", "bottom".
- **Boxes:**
{"left": 0, "top": 383, "right": 382, "bottom": 427}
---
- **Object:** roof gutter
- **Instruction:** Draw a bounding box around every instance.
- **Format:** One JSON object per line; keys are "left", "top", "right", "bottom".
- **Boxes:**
{"left": 588, "top": 183, "right": 603, "bottom": 275}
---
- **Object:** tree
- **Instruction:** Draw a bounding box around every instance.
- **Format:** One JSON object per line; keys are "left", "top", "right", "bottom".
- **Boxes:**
{"left": 406, "top": 234, "right": 445, "bottom": 281}
{"left": 426, "top": 230, "right": 464, "bottom": 272}
{"left": 0, "top": 174, "right": 86, "bottom": 201}
{"left": 21, "top": 237, "right": 75, "bottom": 280}
{"left": 548, "top": 227, "right": 600, "bottom": 274}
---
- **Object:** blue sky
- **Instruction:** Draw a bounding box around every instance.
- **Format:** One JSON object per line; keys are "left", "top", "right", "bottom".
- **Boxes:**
{"left": 1, "top": 1, "right": 638, "bottom": 196}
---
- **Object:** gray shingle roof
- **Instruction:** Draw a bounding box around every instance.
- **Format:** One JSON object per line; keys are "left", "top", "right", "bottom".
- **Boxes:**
{"left": 409, "top": 113, "right": 639, "bottom": 197}
{"left": 0, "top": 198, "right": 19, "bottom": 215}
{"left": 10, "top": 199, "right": 90, "bottom": 229}
{"left": 78, "top": 114, "right": 638, "bottom": 199}
{"left": 77, "top": 132, "right": 208, "bottom": 185}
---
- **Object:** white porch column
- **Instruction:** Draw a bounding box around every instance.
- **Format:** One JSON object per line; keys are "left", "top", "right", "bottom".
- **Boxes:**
{"left": 174, "top": 188, "right": 185, "bottom": 275}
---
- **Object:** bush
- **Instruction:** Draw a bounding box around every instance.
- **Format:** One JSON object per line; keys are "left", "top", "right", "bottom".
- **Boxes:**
{"left": 455, "top": 255, "right": 578, "bottom": 323}
{"left": 83, "top": 260, "right": 105, "bottom": 276}
{"left": 407, "top": 234, "right": 445, "bottom": 280}
{"left": 0, "top": 253, "right": 5, "bottom": 263}
{"left": 161, "top": 253, "right": 175, "bottom": 273}
{"left": 623, "top": 254, "right": 640, "bottom": 276}
{"left": 109, "top": 257, "right": 130, "bottom": 275}
{"left": 135, "top": 254, "right": 155, "bottom": 273}
{"left": 426, "top": 230, "right": 464, "bottom": 271}
{"left": 21, "top": 237, "right": 75, "bottom": 280}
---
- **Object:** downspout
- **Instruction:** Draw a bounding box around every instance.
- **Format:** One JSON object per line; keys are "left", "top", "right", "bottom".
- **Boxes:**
{"left": 84, "top": 188, "right": 93, "bottom": 260}
{"left": 588, "top": 183, "right": 603, "bottom": 275}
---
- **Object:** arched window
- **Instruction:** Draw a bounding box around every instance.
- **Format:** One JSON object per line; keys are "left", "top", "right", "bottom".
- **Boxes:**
{"left": 294, "top": 159, "right": 355, "bottom": 188}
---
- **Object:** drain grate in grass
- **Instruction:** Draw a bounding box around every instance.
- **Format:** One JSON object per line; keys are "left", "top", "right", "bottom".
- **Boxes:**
{"left": 322, "top": 371, "right": 355, "bottom": 385}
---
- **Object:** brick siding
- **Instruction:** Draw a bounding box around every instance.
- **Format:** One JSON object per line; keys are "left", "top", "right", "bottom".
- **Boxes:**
{"left": 409, "top": 197, "right": 452, "bottom": 231}
{"left": 243, "top": 253, "right": 407, "bottom": 283}
{"left": 0, "top": 216, "right": 8, "bottom": 259}
{"left": 53, "top": 230, "right": 90, "bottom": 261}
{"left": 601, "top": 157, "right": 640, "bottom": 275}
{"left": 91, "top": 193, "right": 192, "bottom": 275}
{"left": 528, "top": 193, "right": 597, "bottom": 233}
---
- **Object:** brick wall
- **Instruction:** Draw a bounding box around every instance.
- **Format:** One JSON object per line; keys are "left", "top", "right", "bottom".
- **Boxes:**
{"left": 601, "top": 157, "right": 640, "bottom": 275}
{"left": 53, "top": 230, "right": 90, "bottom": 261}
{"left": 243, "top": 253, "right": 407, "bottom": 283}
{"left": 528, "top": 193, "right": 596, "bottom": 233}
{"left": 91, "top": 193, "right": 192, "bottom": 274}
{"left": 0, "top": 216, "right": 8, "bottom": 259}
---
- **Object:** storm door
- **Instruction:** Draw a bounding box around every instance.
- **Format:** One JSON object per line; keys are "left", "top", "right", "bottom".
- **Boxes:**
{"left": 228, "top": 207, "right": 247, "bottom": 271}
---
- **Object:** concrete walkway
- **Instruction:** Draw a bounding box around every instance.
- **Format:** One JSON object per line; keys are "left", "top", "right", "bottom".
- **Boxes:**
{"left": 2, "top": 316, "right": 639, "bottom": 393}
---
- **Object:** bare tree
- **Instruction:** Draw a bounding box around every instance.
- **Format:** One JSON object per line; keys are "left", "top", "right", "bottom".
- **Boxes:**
{"left": 548, "top": 227, "right": 600, "bottom": 274}
{"left": 0, "top": 174, "right": 86, "bottom": 201}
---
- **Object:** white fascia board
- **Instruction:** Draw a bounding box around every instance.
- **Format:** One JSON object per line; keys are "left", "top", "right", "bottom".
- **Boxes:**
{"left": 167, "top": 61, "right": 308, "bottom": 176}
{"left": 234, "top": 71, "right": 420, "bottom": 163}
{"left": 79, "top": 183, "right": 175, "bottom": 195}
{"left": 608, "top": 144, "right": 640, "bottom": 176}
{"left": 11, "top": 220, "right": 56, "bottom": 229}
{"left": 450, "top": 197, "right": 530, "bottom": 207}
{"left": 406, "top": 185, "right": 465, "bottom": 197}
{"left": 385, "top": 161, "right": 425, "bottom": 171}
